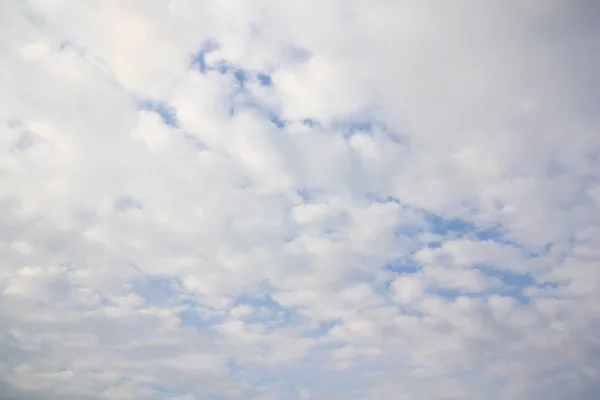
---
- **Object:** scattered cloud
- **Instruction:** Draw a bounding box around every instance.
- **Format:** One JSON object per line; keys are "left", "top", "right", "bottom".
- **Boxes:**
{"left": 1, "top": 0, "right": 599, "bottom": 399}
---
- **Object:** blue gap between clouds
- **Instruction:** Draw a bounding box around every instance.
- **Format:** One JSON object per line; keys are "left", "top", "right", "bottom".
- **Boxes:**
{"left": 130, "top": 276, "right": 215, "bottom": 329}
{"left": 130, "top": 276, "right": 185, "bottom": 306}
{"left": 191, "top": 39, "right": 272, "bottom": 90}
{"left": 282, "top": 45, "right": 312, "bottom": 64}
{"left": 423, "top": 211, "right": 505, "bottom": 247}
{"left": 178, "top": 308, "right": 213, "bottom": 331}
{"left": 137, "top": 99, "right": 178, "bottom": 127}
{"left": 384, "top": 260, "right": 421, "bottom": 275}
{"left": 191, "top": 38, "right": 219, "bottom": 73}
{"left": 211, "top": 61, "right": 247, "bottom": 89}
{"left": 474, "top": 264, "right": 535, "bottom": 291}
{"left": 474, "top": 264, "right": 558, "bottom": 304}
{"left": 232, "top": 293, "right": 308, "bottom": 333}
{"left": 366, "top": 194, "right": 536, "bottom": 304}
{"left": 296, "top": 187, "right": 312, "bottom": 202}
{"left": 420, "top": 265, "right": 535, "bottom": 303}
{"left": 364, "top": 193, "right": 504, "bottom": 241}
{"left": 270, "top": 113, "right": 286, "bottom": 128}
{"left": 113, "top": 196, "right": 142, "bottom": 212}
{"left": 302, "top": 118, "right": 320, "bottom": 128}
{"left": 329, "top": 110, "right": 404, "bottom": 143}
{"left": 137, "top": 99, "right": 210, "bottom": 151}
{"left": 234, "top": 292, "right": 337, "bottom": 338}
{"left": 294, "top": 187, "right": 340, "bottom": 206}
{"left": 343, "top": 107, "right": 407, "bottom": 143}
{"left": 257, "top": 72, "right": 272, "bottom": 86}
{"left": 337, "top": 118, "right": 374, "bottom": 138}
{"left": 192, "top": 39, "right": 286, "bottom": 128}
{"left": 366, "top": 193, "right": 507, "bottom": 247}
{"left": 193, "top": 45, "right": 409, "bottom": 145}
{"left": 209, "top": 61, "right": 286, "bottom": 128}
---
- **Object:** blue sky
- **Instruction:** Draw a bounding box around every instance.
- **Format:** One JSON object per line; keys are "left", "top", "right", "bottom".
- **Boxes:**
{"left": 1, "top": 1, "right": 600, "bottom": 399}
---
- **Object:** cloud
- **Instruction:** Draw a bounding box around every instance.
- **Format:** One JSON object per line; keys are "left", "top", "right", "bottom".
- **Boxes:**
{"left": 1, "top": 0, "right": 599, "bottom": 399}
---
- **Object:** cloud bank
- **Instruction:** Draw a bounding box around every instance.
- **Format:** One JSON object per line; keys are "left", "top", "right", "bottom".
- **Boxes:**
{"left": 1, "top": 0, "right": 599, "bottom": 399}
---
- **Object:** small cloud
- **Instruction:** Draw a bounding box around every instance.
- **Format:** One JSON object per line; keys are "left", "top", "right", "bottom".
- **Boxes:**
{"left": 299, "top": 387, "right": 312, "bottom": 399}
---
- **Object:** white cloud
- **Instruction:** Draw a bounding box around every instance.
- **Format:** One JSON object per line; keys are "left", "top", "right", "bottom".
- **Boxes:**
{"left": 1, "top": 0, "right": 599, "bottom": 399}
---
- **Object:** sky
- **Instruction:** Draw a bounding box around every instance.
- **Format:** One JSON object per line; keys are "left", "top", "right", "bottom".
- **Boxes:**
{"left": 1, "top": 0, "right": 599, "bottom": 399}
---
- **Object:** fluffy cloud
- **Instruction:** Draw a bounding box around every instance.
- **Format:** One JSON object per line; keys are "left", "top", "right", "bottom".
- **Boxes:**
{"left": 1, "top": 0, "right": 599, "bottom": 399}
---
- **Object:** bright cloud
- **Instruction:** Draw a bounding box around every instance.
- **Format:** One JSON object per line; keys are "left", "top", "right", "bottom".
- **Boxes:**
{"left": 1, "top": 0, "right": 599, "bottom": 399}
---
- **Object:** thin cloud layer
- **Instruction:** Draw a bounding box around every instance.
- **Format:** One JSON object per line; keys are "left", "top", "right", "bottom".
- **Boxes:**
{"left": 1, "top": 1, "right": 599, "bottom": 399}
